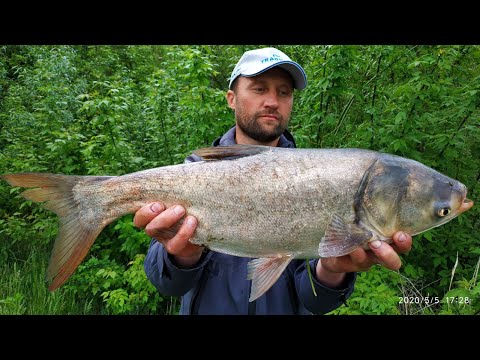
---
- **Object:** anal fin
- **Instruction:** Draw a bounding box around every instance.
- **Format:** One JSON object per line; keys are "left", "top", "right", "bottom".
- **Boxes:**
{"left": 318, "top": 214, "right": 373, "bottom": 258}
{"left": 247, "top": 254, "right": 294, "bottom": 302}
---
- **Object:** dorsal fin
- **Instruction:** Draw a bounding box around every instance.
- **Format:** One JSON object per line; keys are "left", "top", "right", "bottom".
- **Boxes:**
{"left": 193, "top": 145, "right": 271, "bottom": 161}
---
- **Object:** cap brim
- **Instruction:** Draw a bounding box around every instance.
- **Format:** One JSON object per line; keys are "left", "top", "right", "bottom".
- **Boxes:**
{"left": 243, "top": 61, "right": 307, "bottom": 90}
{"left": 229, "top": 60, "right": 307, "bottom": 90}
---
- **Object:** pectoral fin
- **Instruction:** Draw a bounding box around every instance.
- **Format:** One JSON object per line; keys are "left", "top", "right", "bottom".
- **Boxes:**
{"left": 318, "top": 214, "right": 373, "bottom": 258}
{"left": 247, "top": 254, "right": 294, "bottom": 302}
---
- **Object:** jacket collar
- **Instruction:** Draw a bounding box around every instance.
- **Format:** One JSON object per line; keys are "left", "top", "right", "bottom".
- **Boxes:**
{"left": 212, "top": 125, "right": 296, "bottom": 148}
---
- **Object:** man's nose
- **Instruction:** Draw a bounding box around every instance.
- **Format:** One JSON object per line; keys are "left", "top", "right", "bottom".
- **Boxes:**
{"left": 263, "top": 92, "right": 279, "bottom": 108}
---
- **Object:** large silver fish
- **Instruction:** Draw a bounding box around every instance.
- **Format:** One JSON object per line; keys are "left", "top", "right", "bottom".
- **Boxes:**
{"left": 1, "top": 145, "right": 474, "bottom": 301}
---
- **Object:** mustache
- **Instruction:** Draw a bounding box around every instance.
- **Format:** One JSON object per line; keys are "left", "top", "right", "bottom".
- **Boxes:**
{"left": 256, "top": 111, "right": 283, "bottom": 119}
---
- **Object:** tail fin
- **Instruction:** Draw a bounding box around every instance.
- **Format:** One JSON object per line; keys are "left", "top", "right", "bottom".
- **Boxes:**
{"left": 2, "top": 173, "right": 113, "bottom": 291}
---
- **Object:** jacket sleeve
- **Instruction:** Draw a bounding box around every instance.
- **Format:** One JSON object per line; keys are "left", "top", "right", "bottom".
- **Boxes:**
{"left": 144, "top": 239, "right": 213, "bottom": 297}
{"left": 295, "top": 259, "right": 356, "bottom": 314}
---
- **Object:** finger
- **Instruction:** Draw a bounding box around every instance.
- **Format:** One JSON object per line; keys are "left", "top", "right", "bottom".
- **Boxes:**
{"left": 348, "top": 247, "right": 376, "bottom": 271}
{"left": 133, "top": 202, "right": 165, "bottom": 228}
{"left": 391, "top": 232, "right": 413, "bottom": 254}
{"left": 365, "top": 251, "right": 382, "bottom": 266}
{"left": 368, "top": 240, "right": 402, "bottom": 270}
{"left": 144, "top": 205, "right": 186, "bottom": 238}
{"left": 164, "top": 216, "right": 198, "bottom": 255}
{"left": 349, "top": 247, "right": 370, "bottom": 265}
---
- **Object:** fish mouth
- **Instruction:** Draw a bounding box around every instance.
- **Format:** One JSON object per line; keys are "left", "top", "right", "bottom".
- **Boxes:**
{"left": 459, "top": 197, "right": 474, "bottom": 213}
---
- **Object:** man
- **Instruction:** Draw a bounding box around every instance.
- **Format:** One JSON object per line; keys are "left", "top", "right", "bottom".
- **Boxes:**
{"left": 136, "top": 47, "right": 412, "bottom": 314}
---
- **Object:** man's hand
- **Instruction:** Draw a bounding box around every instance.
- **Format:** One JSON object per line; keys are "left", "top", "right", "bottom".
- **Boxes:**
{"left": 316, "top": 232, "right": 413, "bottom": 288}
{"left": 133, "top": 202, "right": 202, "bottom": 268}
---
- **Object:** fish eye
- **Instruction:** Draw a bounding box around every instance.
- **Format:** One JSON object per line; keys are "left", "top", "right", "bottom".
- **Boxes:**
{"left": 437, "top": 208, "right": 451, "bottom": 217}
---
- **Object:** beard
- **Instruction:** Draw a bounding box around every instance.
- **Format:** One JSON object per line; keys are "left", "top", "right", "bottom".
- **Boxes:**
{"left": 235, "top": 106, "right": 289, "bottom": 143}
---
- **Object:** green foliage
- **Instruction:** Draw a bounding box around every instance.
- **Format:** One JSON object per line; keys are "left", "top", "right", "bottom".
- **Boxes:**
{"left": 100, "top": 254, "right": 168, "bottom": 315}
{"left": 62, "top": 252, "right": 175, "bottom": 315}
{"left": 329, "top": 267, "right": 402, "bottom": 315}
{"left": 438, "top": 257, "right": 480, "bottom": 315}
{"left": 115, "top": 215, "right": 152, "bottom": 258}
{"left": 1, "top": 45, "right": 479, "bottom": 315}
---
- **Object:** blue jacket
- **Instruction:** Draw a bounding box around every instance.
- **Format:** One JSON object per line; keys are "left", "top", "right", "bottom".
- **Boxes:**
{"left": 144, "top": 126, "right": 356, "bottom": 314}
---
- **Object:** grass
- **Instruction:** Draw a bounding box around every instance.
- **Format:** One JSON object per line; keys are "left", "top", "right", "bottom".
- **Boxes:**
{"left": 0, "top": 243, "right": 180, "bottom": 315}
{"left": 0, "top": 249, "right": 94, "bottom": 315}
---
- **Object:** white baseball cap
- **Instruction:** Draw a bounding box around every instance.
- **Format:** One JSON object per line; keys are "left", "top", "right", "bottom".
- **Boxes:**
{"left": 228, "top": 47, "right": 307, "bottom": 90}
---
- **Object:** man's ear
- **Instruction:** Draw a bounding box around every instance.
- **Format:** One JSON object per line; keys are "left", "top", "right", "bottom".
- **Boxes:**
{"left": 226, "top": 90, "right": 235, "bottom": 110}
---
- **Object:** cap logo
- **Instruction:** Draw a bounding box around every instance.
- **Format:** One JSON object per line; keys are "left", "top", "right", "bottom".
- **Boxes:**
{"left": 261, "top": 54, "right": 283, "bottom": 64}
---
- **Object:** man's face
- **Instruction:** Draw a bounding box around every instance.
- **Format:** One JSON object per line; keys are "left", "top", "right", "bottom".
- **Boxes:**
{"left": 227, "top": 67, "right": 294, "bottom": 143}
